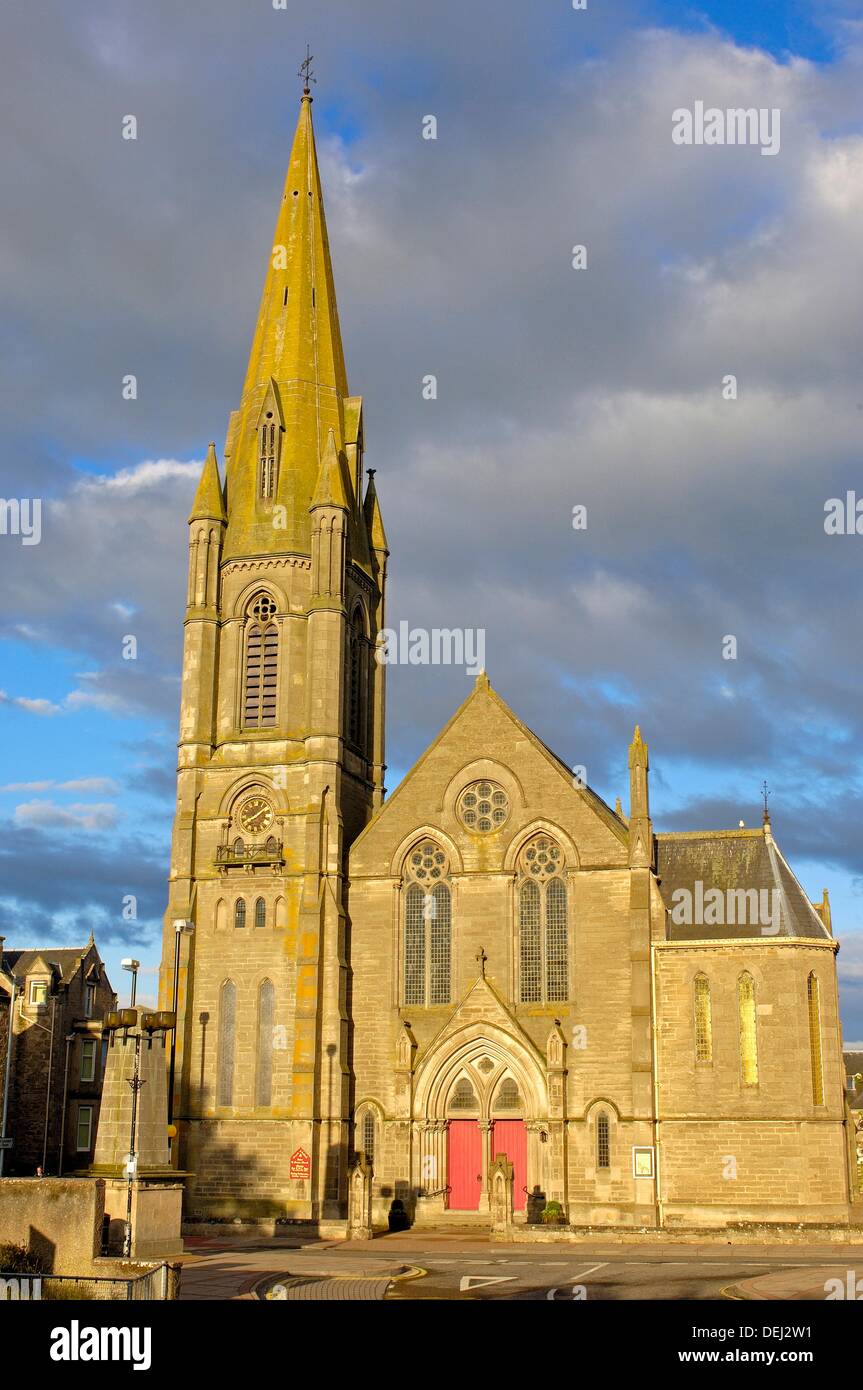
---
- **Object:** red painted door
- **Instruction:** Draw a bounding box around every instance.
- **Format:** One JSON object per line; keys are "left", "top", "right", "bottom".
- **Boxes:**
{"left": 492, "top": 1119, "right": 528, "bottom": 1211}
{"left": 447, "top": 1120, "right": 482, "bottom": 1210}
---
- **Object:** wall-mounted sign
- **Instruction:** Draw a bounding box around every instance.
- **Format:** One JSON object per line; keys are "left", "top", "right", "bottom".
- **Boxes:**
{"left": 289, "top": 1147, "right": 311, "bottom": 1180}
{"left": 632, "top": 1145, "right": 655, "bottom": 1179}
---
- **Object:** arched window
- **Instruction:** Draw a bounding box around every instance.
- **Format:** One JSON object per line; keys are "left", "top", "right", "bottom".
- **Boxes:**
{"left": 403, "top": 841, "right": 451, "bottom": 1006}
{"left": 361, "top": 1110, "right": 376, "bottom": 1166}
{"left": 429, "top": 882, "right": 451, "bottom": 1005}
{"left": 244, "top": 593, "right": 279, "bottom": 728}
{"left": 217, "top": 980, "right": 237, "bottom": 1107}
{"left": 404, "top": 884, "right": 425, "bottom": 1007}
{"left": 546, "top": 878, "right": 567, "bottom": 1002}
{"left": 234, "top": 898, "right": 246, "bottom": 930}
{"left": 255, "top": 979, "right": 274, "bottom": 1107}
{"left": 517, "top": 837, "right": 568, "bottom": 1003}
{"left": 493, "top": 1077, "right": 521, "bottom": 1112}
{"left": 346, "top": 606, "right": 367, "bottom": 753}
{"left": 449, "top": 1077, "right": 478, "bottom": 1111}
{"left": 254, "top": 897, "right": 266, "bottom": 930}
{"left": 258, "top": 414, "right": 278, "bottom": 500}
{"left": 807, "top": 973, "right": 823, "bottom": 1105}
{"left": 694, "top": 974, "right": 712, "bottom": 1064}
{"left": 233, "top": 837, "right": 245, "bottom": 856}
{"left": 596, "top": 1111, "right": 610, "bottom": 1170}
{"left": 738, "top": 973, "right": 758, "bottom": 1087}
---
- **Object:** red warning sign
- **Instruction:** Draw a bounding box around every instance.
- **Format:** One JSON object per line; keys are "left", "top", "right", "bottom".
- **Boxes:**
{"left": 289, "top": 1147, "right": 311, "bottom": 1180}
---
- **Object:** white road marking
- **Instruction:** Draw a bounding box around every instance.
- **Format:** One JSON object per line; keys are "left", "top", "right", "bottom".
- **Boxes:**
{"left": 565, "top": 1262, "right": 607, "bottom": 1283}
{"left": 459, "top": 1274, "right": 519, "bottom": 1292}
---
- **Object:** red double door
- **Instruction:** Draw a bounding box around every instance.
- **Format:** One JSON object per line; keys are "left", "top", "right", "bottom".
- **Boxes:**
{"left": 447, "top": 1119, "right": 527, "bottom": 1211}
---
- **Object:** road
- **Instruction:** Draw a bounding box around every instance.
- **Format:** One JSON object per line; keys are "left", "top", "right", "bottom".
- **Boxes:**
{"left": 178, "top": 1234, "right": 863, "bottom": 1301}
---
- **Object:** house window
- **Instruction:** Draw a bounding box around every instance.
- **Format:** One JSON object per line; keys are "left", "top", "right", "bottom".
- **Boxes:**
{"left": 76, "top": 1105, "right": 94, "bottom": 1153}
{"left": 254, "top": 897, "right": 266, "bottom": 930}
{"left": 80, "top": 1039, "right": 97, "bottom": 1083}
{"left": 29, "top": 981, "right": 48, "bottom": 1006}
{"left": 807, "top": 973, "right": 824, "bottom": 1106}
{"left": 217, "top": 980, "right": 237, "bottom": 1107}
{"left": 694, "top": 974, "right": 712, "bottom": 1064}
{"left": 235, "top": 898, "right": 246, "bottom": 930}
{"left": 596, "top": 1111, "right": 610, "bottom": 1170}
{"left": 403, "top": 842, "right": 451, "bottom": 1006}
{"left": 243, "top": 593, "right": 279, "bottom": 728}
{"left": 84, "top": 983, "right": 96, "bottom": 1018}
{"left": 738, "top": 973, "right": 758, "bottom": 1087}
{"left": 517, "top": 838, "right": 568, "bottom": 1003}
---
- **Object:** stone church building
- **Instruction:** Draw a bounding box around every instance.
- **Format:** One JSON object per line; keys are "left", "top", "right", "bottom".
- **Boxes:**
{"left": 161, "top": 89, "right": 857, "bottom": 1231}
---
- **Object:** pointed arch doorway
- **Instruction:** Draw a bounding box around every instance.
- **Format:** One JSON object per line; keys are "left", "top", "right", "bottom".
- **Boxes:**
{"left": 443, "top": 1068, "right": 528, "bottom": 1212}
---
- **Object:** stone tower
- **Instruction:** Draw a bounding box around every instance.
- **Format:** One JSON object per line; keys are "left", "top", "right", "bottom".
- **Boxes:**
{"left": 160, "top": 88, "right": 388, "bottom": 1221}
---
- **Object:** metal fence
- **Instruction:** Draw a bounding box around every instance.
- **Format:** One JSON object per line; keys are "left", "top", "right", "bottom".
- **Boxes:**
{"left": 0, "top": 1262, "right": 175, "bottom": 1301}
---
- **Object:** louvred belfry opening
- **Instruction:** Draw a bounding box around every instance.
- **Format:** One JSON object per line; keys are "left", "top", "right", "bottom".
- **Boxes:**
{"left": 244, "top": 594, "right": 279, "bottom": 728}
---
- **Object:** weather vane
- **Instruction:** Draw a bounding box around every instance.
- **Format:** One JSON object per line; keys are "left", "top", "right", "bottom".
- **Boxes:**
{"left": 762, "top": 780, "right": 770, "bottom": 825}
{"left": 298, "top": 45, "right": 316, "bottom": 94}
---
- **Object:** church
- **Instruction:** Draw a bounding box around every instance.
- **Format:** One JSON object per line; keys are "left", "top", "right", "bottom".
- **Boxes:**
{"left": 160, "top": 87, "right": 857, "bottom": 1231}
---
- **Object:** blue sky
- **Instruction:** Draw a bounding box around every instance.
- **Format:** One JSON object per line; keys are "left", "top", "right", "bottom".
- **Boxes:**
{"left": 2, "top": 0, "right": 863, "bottom": 1036}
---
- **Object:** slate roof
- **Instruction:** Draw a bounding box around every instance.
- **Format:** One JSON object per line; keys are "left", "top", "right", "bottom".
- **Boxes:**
{"left": 656, "top": 828, "right": 830, "bottom": 942}
{"left": 0, "top": 946, "right": 91, "bottom": 985}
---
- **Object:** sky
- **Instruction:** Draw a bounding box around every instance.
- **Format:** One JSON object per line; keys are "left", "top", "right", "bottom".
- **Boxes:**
{"left": 1, "top": 0, "right": 863, "bottom": 1036}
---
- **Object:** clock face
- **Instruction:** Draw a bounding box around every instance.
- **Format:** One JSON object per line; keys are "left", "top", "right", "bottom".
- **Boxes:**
{"left": 239, "top": 797, "right": 274, "bottom": 834}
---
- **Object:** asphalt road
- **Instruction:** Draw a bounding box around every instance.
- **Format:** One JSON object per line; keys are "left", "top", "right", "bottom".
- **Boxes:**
{"left": 180, "top": 1237, "right": 863, "bottom": 1302}
{"left": 385, "top": 1251, "right": 834, "bottom": 1301}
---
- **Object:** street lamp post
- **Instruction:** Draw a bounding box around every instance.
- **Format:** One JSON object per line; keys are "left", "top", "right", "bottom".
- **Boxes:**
{"left": 41, "top": 994, "right": 58, "bottom": 1174}
{"left": 121, "top": 959, "right": 140, "bottom": 1008}
{"left": 123, "top": 1030, "right": 145, "bottom": 1259}
{"left": 167, "top": 921, "right": 194, "bottom": 1138}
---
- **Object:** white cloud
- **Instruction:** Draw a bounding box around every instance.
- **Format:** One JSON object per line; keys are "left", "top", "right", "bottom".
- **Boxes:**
{"left": 0, "top": 777, "right": 119, "bottom": 794}
{"left": 13, "top": 800, "right": 121, "bottom": 832}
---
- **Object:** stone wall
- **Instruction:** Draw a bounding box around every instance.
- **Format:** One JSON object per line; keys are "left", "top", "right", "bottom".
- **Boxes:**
{"left": 0, "top": 1177, "right": 103, "bottom": 1274}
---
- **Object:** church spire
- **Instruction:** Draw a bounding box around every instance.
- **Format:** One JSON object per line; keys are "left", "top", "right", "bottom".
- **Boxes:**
{"left": 223, "top": 89, "right": 352, "bottom": 559}
{"left": 240, "top": 89, "right": 347, "bottom": 407}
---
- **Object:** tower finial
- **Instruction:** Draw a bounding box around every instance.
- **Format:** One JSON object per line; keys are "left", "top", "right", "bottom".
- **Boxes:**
{"left": 298, "top": 44, "right": 316, "bottom": 96}
{"left": 762, "top": 779, "right": 770, "bottom": 827}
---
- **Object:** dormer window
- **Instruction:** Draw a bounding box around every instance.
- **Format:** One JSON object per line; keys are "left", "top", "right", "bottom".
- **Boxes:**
{"left": 259, "top": 413, "right": 278, "bottom": 500}
{"left": 30, "top": 980, "right": 48, "bottom": 1007}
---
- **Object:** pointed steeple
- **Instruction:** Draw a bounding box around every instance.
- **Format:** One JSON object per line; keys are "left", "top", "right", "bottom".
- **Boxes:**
{"left": 363, "top": 470, "right": 389, "bottom": 555}
{"left": 189, "top": 443, "right": 227, "bottom": 524}
{"left": 223, "top": 90, "right": 353, "bottom": 559}
{"left": 241, "top": 90, "right": 347, "bottom": 404}
{"left": 311, "top": 429, "right": 351, "bottom": 511}
{"left": 628, "top": 724, "right": 653, "bottom": 869}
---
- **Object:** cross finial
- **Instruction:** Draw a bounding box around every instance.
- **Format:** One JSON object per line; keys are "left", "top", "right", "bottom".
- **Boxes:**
{"left": 298, "top": 44, "right": 316, "bottom": 94}
{"left": 475, "top": 946, "right": 488, "bottom": 978}
{"left": 762, "top": 779, "right": 770, "bottom": 826}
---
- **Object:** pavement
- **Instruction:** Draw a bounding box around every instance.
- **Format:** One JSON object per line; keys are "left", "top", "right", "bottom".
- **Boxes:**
{"left": 176, "top": 1231, "right": 863, "bottom": 1301}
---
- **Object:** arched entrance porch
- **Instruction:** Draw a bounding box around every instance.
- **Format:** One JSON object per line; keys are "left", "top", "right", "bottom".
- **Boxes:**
{"left": 412, "top": 1024, "right": 549, "bottom": 1221}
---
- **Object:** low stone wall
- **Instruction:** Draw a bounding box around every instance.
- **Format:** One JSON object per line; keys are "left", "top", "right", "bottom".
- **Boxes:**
{"left": 0, "top": 1177, "right": 103, "bottom": 1274}
{"left": 182, "top": 1218, "right": 348, "bottom": 1241}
